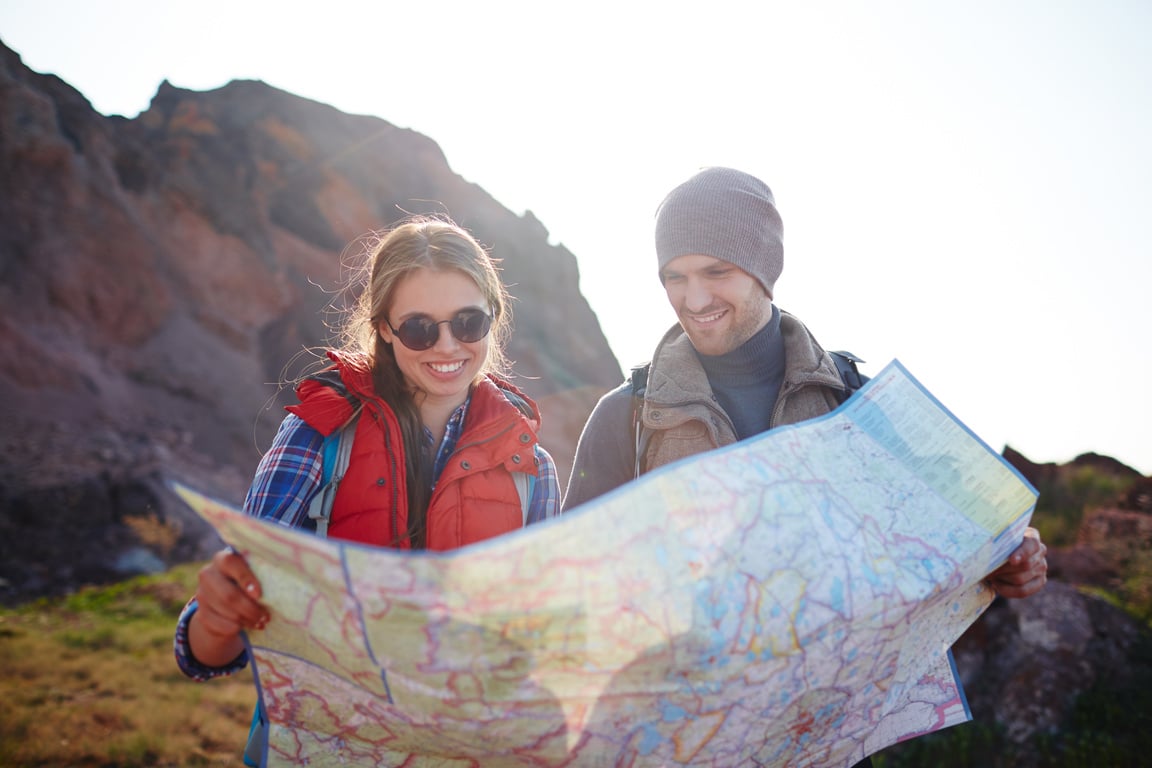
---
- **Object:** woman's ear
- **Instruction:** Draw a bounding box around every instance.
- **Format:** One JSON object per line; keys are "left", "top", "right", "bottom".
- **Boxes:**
{"left": 377, "top": 320, "right": 394, "bottom": 345}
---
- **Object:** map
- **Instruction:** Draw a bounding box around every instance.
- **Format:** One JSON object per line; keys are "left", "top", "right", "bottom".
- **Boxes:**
{"left": 176, "top": 359, "right": 1037, "bottom": 767}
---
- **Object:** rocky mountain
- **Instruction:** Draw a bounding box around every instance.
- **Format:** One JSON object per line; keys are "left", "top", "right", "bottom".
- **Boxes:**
{"left": 0, "top": 40, "right": 622, "bottom": 603}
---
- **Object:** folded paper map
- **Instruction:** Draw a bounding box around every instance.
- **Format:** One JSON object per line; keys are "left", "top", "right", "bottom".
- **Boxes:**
{"left": 175, "top": 359, "right": 1036, "bottom": 767}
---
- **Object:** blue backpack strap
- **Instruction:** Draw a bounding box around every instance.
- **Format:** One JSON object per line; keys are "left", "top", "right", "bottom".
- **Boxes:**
{"left": 320, "top": 426, "right": 342, "bottom": 486}
{"left": 306, "top": 407, "right": 361, "bottom": 538}
{"left": 243, "top": 699, "right": 265, "bottom": 767}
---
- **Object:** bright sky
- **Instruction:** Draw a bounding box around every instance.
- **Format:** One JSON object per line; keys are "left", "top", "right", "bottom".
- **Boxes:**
{"left": 3, "top": 1, "right": 1150, "bottom": 475}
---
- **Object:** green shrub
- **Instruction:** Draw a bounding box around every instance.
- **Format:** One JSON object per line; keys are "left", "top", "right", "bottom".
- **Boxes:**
{"left": 1031, "top": 465, "right": 1133, "bottom": 547}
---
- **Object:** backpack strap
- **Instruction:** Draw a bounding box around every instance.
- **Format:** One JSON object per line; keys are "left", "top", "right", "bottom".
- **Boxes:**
{"left": 499, "top": 386, "right": 538, "bottom": 422}
{"left": 827, "top": 350, "right": 869, "bottom": 404}
{"left": 512, "top": 471, "right": 535, "bottom": 526}
{"left": 306, "top": 405, "right": 362, "bottom": 539}
{"left": 629, "top": 363, "right": 651, "bottom": 480}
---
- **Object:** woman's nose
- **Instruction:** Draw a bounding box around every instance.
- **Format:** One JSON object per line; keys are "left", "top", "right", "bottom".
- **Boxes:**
{"left": 431, "top": 321, "right": 462, "bottom": 351}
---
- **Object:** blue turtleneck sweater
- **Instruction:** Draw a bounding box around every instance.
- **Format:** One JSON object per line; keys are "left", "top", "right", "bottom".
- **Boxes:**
{"left": 695, "top": 304, "right": 786, "bottom": 441}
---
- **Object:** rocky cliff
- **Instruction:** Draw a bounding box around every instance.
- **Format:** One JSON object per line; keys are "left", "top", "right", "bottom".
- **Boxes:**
{"left": 0, "top": 40, "right": 622, "bottom": 603}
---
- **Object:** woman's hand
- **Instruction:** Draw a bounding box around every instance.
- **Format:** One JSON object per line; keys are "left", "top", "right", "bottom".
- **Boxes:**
{"left": 187, "top": 547, "right": 270, "bottom": 667}
{"left": 987, "top": 527, "right": 1048, "bottom": 599}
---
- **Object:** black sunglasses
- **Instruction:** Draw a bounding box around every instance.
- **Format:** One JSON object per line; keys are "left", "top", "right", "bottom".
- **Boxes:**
{"left": 385, "top": 308, "right": 493, "bottom": 351}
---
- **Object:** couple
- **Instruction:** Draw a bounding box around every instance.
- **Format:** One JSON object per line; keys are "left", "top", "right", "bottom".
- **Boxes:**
{"left": 174, "top": 167, "right": 1048, "bottom": 765}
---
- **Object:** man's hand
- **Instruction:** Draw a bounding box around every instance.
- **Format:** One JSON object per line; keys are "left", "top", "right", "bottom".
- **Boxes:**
{"left": 987, "top": 527, "right": 1048, "bottom": 598}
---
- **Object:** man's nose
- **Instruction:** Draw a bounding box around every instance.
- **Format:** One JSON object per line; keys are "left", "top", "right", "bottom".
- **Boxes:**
{"left": 683, "top": 278, "right": 713, "bottom": 311}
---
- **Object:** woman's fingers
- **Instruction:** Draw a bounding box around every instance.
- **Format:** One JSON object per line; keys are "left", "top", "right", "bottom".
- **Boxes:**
{"left": 195, "top": 549, "right": 269, "bottom": 635}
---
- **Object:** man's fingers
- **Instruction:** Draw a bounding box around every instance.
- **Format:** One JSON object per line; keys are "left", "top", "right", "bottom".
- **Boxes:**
{"left": 989, "top": 545, "right": 1049, "bottom": 598}
{"left": 991, "top": 570, "right": 1047, "bottom": 599}
{"left": 1008, "top": 530, "right": 1043, "bottom": 564}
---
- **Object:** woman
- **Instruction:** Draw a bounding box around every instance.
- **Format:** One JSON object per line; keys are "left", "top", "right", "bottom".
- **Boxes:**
{"left": 174, "top": 215, "right": 561, "bottom": 677}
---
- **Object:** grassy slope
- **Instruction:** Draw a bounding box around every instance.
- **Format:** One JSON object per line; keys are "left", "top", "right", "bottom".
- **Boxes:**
{"left": 0, "top": 565, "right": 254, "bottom": 767}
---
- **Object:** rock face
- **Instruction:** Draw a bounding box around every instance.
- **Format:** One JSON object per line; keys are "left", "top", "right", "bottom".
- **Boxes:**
{"left": 918, "top": 450, "right": 1152, "bottom": 766}
{"left": 952, "top": 582, "right": 1147, "bottom": 746}
{"left": 1002, "top": 446, "right": 1144, "bottom": 490}
{"left": 0, "top": 40, "right": 622, "bottom": 603}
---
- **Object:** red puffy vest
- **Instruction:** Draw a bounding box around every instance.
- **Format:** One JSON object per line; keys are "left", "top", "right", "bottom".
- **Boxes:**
{"left": 287, "top": 352, "right": 541, "bottom": 550}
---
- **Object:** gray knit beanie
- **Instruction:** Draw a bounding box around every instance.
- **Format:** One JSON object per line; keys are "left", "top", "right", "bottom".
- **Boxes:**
{"left": 654, "top": 167, "right": 783, "bottom": 296}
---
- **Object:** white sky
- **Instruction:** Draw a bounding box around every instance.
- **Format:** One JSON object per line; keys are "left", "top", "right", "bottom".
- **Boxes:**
{"left": 2, "top": 0, "right": 1150, "bottom": 475}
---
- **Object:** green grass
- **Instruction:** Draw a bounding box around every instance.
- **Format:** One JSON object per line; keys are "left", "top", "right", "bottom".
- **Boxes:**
{"left": 874, "top": 720, "right": 1019, "bottom": 768}
{"left": 1030, "top": 465, "right": 1131, "bottom": 548}
{"left": 0, "top": 564, "right": 255, "bottom": 767}
{"left": 1030, "top": 462, "right": 1152, "bottom": 627}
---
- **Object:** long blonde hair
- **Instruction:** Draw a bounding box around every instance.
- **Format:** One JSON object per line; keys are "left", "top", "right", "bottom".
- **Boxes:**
{"left": 338, "top": 215, "right": 513, "bottom": 548}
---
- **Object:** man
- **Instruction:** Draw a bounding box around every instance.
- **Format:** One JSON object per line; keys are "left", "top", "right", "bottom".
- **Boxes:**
{"left": 563, "top": 166, "right": 1047, "bottom": 766}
